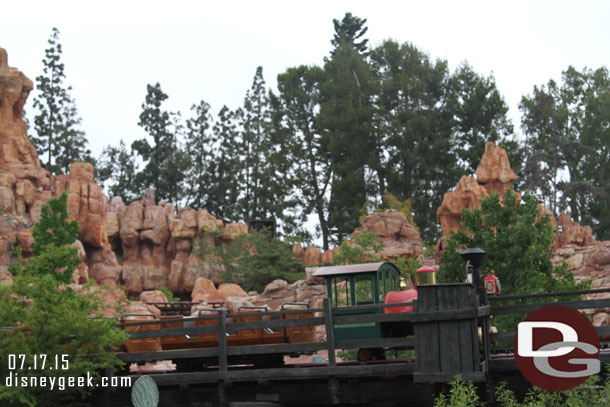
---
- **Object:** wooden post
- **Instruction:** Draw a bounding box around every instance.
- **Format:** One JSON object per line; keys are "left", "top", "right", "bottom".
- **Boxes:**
{"left": 323, "top": 298, "right": 336, "bottom": 367}
{"left": 218, "top": 309, "right": 228, "bottom": 372}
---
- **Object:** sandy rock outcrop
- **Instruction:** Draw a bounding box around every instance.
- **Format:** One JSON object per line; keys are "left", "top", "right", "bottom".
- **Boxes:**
{"left": 0, "top": 48, "right": 39, "bottom": 168}
{"left": 0, "top": 49, "right": 121, "bottom": 287}
{"left": 139, "top": 290, "right": 168, "bottom": 304}
{"left": 356, "top": 209, "right": 422, "bottom": 260}
{"left": 435, "top": 142, "right": 522, "bottom": 258}
{"left": 296, "top": 210, "right": 422, "bottom": 266}
{"left": 191, "top": 277, "right": 226, "bottom": 303}
{"left": 558, "top": 213, "right": 596, "bottom": 247}
{"left": 123, "top": 301, "right": 162, "bottom": 319}
{"left": 475, "top": 142, "right": 518, "bottom": 196}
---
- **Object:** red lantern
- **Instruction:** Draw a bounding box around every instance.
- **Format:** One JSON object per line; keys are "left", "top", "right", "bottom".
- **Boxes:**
{"left": 483, "top": 271, "right": 501, "bottom": 295}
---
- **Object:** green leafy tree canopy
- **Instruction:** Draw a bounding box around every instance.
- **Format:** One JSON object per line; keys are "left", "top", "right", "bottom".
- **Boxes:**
{"left": 439, "top": 189, "right": 587, "bottom": 296}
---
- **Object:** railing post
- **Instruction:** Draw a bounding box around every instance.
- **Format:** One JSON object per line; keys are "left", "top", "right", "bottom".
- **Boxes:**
{"left": 323, "top": 298, "right": 336, "bottom": 366}
{"left": 218, "top": 309, "right": 228, "bottom": 372}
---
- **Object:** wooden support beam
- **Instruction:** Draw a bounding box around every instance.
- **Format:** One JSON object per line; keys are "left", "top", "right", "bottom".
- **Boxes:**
{"left": 323, "top": 299, "right": 336, "bottom": 367}
{"left": 218, "top": 309, "right": 228, "bottom": 372}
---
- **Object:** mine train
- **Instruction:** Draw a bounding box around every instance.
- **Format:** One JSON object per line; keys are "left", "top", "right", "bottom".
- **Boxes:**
{"left": 121, "top": 261, "right": 499, "bottom": 363}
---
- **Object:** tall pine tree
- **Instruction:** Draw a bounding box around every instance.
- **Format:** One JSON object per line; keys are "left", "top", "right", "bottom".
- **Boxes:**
{"left": 274, "top": 65, "right": 333, "bottom": 248}
{"left": 32, "top": 27, "right": 92, "bottom": 174}
{"left": 97, "top": 140, "right": 137, "bottom": 202}
{"left": 207, "top": 106, "right": 243, "bottom": 221}
{"left": 132, "top": 83, "right": 188, "bottom": 206}
{"left": 184, "top": 100, "right": 214, "bottom": 208}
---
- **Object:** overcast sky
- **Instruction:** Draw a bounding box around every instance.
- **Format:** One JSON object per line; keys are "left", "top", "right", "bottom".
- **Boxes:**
{"left": 2, "top": 0, "right": 609, "bottom": 160}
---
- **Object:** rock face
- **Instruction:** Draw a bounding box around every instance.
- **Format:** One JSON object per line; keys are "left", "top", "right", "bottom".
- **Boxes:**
{"left": 435, "top": 142, "right": 522, "bottom": 257}
{"left": 294, "top": 210, "right": 422, "bottom": 266}
{"left": 475, "top": 142, "right": 517, "bottom": 196}
{"left": 0, "top": 49, "right": 226, "bottom": 296}
{"left": 0, "top": 48, "right": 39, "bottom": 168}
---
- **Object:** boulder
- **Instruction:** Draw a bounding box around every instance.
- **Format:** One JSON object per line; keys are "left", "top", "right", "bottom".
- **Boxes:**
{"left": 218, "top": 283, "right": 247, "bottom": 298}
{"left": 559, "top": 213, "right": 595, "bottom": 247}
{"left": 123, "top": 301, "right": 161, "bottom": 319}
{"left": 436, "top": 175, "right": 488, "bottom": 237}
{"left": 191, "top": 277, "right": 225, "bottom": 303}
{"left": 140, "top": 290, "right": 168, "bottom": 304}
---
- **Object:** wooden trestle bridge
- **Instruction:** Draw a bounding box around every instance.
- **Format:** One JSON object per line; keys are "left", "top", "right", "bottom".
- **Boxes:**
{"left": 94, "top": 285, "right": 610, "bottom": 407}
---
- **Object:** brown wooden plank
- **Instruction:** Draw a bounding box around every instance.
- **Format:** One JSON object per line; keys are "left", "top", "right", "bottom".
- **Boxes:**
{"left": 488, "top": 287, "right": 610, "bottom": 302}
{"left": 491, "top": 298, "right": 610, "bottom": 315}
{"left": 437, "top": 285, "right": 461, "bottom": 374}
{"left": 132, "top": 362, "right": 416, "bottom": 385}
{"left": 456, "top": 285, "right": 477, "bottom": 373}
{"left": 417, "top": 285, "right": 440, "bottom": 373}
{"left": 323, "top": 299, "right": 336, "bottom": 367}
{"left": 408, "top": 307, "right": 476, "bottom": 323}
{"left": 218, "top": 309, "right": 227, "bottom": 372}
{"left": 332, "top": 312, "right": 412, "bottom": 324}
{"left": 335, "top": 337, "right": 414, "bottom": 350}
{"left": 127, "top": 316, "right": 325, "bottom": 339}
{"left": 413, "top": 371, "right": 486, "bottom": 383}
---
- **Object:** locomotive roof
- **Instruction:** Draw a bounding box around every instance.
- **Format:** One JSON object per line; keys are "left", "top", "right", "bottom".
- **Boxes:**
{"left": 313, "top": 262, "right": 397, "bottom": 277}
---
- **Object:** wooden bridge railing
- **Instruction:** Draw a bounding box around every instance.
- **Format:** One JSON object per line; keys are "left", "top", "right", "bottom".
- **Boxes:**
{"left": 116, "top": 299, "right": 415, "bottom": 372}
{"left": 488, "top": 287, "right": 610, "bottom": 342}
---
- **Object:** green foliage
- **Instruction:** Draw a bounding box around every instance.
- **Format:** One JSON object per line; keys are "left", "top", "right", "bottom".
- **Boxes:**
{"left": 194, "top": 229, "right": 304, "bottom": 293}
{"left": 238, "top": 67, "right": 298, "bottom": 235}
{"left": 433, "top": 376, "right": 482, "bottom": 407}
{"left": 333, "top": 229, "right": 384, "bottom": 265}
{"left": 321, "top": 42, "right": 374, "bottom": 242}
{"left": 132, "top": 83, "right": 189, "bottom": 206}
{"left": 435, "top": 372, "right": 610, "bottom": 406}
{"left": 520, "top": 66, "right": 610, "bottom": 240}
{"left": 438, "top": 188, "right": 589, "bottom": 330}
{"left": 97, "top": 140, "right": 138, "bottom": 203}
{"left": 359, "top": 192, "right": 419, "bottom": 232}
{"left": 158, "top": 286, "right": 180, "bottom": 303}
{"left": 1, "top": 193, "right": 127, "bottom": 406}
{"left": 274, "top": 64, "right": 332, "bottom": 248}
{"left": 330, "top": 12, "right": 369, "bottom": 55}
{"left": 31, "top": 27, "right": 92, "bottom": 175}
{"left": 11, "top": 192, "right": 80, "bottom": 284}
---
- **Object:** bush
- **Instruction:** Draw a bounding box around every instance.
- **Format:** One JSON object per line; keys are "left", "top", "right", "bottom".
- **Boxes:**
{"left": 434, "top": 372, "right": 610, "bottom": 406}
{"left": 438, "top": 189, "right": 589, "bottom": 331}
{"left": 0, "top": 192, "right": 127, "bottom": 407}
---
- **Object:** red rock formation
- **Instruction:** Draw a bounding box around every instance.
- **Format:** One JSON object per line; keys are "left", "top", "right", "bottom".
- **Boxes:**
{"left": 0, "top": 48, "right": 40, "bottom": 168}
{"left": 297, "top": 210, "right": 422, "bottom": 267}
{"left": 475, "top": 142, "right": 517, "bottom": 196}
{"left": 356, "top": 209, "right": 422, "bottom": 261}
{"left": 558, "top": 213, "right": 595, "bottom": 247}
{"left": 436, "top": 175, "right": 488, "bottom": 237}
{"left": 0, "top": 48, "right": 121, "bottom": 289}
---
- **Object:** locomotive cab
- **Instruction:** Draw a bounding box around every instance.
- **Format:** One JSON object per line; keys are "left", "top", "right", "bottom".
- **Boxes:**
{"left": 313, "top": 262, "right": 415, "bottom": 342}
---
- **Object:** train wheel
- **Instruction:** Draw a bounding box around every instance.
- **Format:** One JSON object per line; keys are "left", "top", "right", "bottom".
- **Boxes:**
{"left": 357, "top": 348, "right": 386, "bottom": 362}
{"left": 357, "top": 348, "right": 373, "bottom": 362}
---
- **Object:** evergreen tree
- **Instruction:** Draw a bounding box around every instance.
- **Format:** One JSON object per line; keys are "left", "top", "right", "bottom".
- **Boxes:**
{"left": 97, "top": 140, "right": 138, "bottom": 202}
{"left": 331, "top": 12, "right": 369, "bottom": 55}
{"left": 275, "top": 65, "right": 333, "bottom": 248}
{"left": 208, "top": 106, "right": 243, "bottom": 221}
{"left": 369, "top": 40, "right": 459, "bottom": 242}
{"left": 449, "top": 63, "right": 517, "bottom": 174}
{"left": 520, "top": 66, "right": 610, "bottom": 238}
{"left": 320, "top": 43, "right": 375, "bottom": 243}
{"left": 31, "top": 27, "right": 92, "bottom": 174}
{"left": 132, "top": 83, "right": 188, "bottom": 206}
{"left": 240, "top": 67, "right": 271, "bottom": 220}
{"left": 238, "top": 67, "right": 296, "bottom": 233}
{"left": 184, "top": 100, "right": 214, "bottom": 208}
